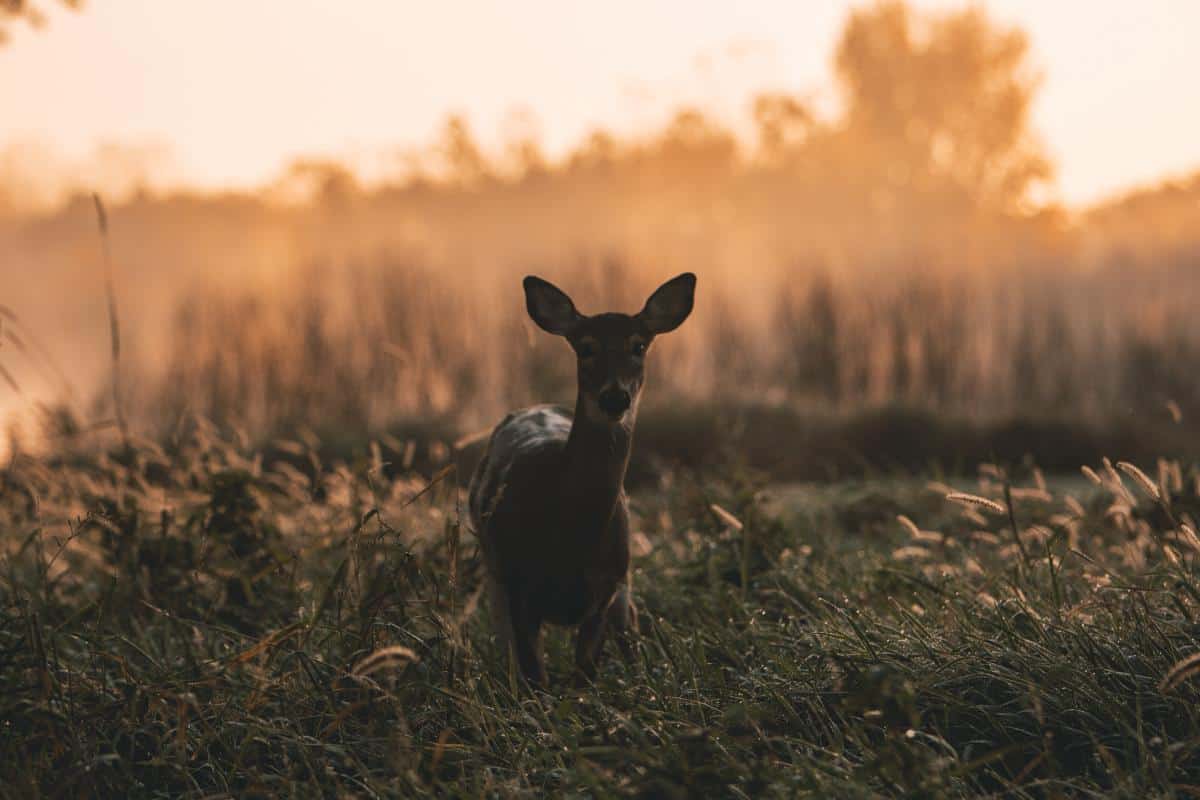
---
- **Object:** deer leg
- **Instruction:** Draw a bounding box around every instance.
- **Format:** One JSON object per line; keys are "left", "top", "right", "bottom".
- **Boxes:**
{"left": 508, "top": 593, "right": 547, "bottom": 687}
{"left": 573, "top": 607, "right": 609, "bottom": 686}
{"left": 487, "top": 574, "right": 513, "bottom": 657}
{"left": 606, "top": 584, "right": 638, "bottom": 663}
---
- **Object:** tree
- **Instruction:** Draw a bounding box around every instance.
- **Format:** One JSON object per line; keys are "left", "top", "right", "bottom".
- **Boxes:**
{"left": 435, "top": 115, "right": 490, "bottom": 184}
{"left": 752, "top": 93, "right": 814, "bottom": 161}
{"left": 833, "top": 1, "right": 1052, "bottom": 214}
{"left": 1, "top": 0, "right": 82, "bottom": 45}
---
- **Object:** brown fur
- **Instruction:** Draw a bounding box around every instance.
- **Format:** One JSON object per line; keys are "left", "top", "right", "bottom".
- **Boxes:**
{"left": 468, "top": 273, "right": 695, "bottom": 686}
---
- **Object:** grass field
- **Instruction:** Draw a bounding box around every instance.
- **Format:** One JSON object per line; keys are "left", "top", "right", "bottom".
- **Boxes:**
{"left": 3, "top": 422, "right": 1199, "bottom": 798}
{"left": 4, "top": 2, "right": 1200, "bottom": 796}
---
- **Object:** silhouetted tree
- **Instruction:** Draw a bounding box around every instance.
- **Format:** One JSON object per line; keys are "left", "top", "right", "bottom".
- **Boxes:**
{"left": 834, "top": 1, "right": 1052, "bottom": 213}
{"left": 753, "top": 93, "right": 814, "bottom": 162}
{"left": 436, "top": 115, "right": 490, "bottom": 184}
{"left": 0, "top": 0, "right": 82, "bottom": 44}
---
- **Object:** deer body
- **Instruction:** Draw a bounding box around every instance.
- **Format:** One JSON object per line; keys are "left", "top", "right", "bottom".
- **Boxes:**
{"left": 468, "top": 274, "right": 696, "bottom": 686}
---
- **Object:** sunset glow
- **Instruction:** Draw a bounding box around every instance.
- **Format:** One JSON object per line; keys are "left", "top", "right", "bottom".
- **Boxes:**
{"left": 1, "top": 0, "right": 1197, "bottom": 206}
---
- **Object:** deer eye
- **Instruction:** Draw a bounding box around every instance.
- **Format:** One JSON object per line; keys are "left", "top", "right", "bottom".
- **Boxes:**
{"left": 576, "top": 341, "right": 597, "bottom": 359}
{"left": 631, "top": 341, "right": 648, "bottom": 357}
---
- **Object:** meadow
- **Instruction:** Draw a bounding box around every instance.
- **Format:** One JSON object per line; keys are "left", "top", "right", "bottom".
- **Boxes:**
{"left": 2, "top": 421, "right": 1199, "bottom": 797}
{"left": 3, "top": 2, "right": 1200, "bottom": 795}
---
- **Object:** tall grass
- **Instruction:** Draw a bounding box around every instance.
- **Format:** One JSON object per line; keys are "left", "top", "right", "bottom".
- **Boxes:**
{"left": 2, "top": 424, "right": 1198, "bottom": 795}
{"left": 127, "top": 255, "right": 1200, "bottom": 443}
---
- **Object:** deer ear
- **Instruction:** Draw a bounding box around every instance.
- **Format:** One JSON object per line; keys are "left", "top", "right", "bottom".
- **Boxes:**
{"left": 524, "top": 276, "right": 580, "bottom": 336}
{"left": 638, "top": 272, "right": 696, "bottom": 334}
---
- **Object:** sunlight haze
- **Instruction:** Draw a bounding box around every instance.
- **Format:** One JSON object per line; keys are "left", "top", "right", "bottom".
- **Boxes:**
{"left": 2, "top": 0, "right": 1197, "bottom": 206}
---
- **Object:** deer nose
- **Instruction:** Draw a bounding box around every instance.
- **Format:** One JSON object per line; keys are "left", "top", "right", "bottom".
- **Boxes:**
{"left": 597, "top": 387, "right": 631, "bottom": 417}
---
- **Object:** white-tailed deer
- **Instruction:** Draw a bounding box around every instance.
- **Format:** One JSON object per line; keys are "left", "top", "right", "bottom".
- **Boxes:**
{"left": 468, "top": 273, "right": 696, "bottom": 686}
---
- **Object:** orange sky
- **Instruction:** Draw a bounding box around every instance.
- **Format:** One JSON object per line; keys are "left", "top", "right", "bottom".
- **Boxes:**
{"left": 2, "top": 0, "right": 1198, "bottom": 206}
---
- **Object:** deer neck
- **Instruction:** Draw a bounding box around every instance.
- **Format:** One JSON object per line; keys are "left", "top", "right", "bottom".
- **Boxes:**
{"left": 560, "top": 391, "right": 634, "bottom": 520}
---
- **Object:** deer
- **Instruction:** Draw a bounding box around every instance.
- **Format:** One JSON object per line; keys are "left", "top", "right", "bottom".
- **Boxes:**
{"left": 467, "top": 272, "right": 696, "bottom": 687}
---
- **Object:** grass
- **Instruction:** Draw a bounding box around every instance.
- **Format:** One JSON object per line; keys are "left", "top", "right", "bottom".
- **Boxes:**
{"left": 2, "top": 421, "right": 1199, "bottom": 798}
{"left": 4, "top": 4, "right": 1199, "bottom": 792}
{"left": 132, "top": 260, "right": 1200, "bottom": 442}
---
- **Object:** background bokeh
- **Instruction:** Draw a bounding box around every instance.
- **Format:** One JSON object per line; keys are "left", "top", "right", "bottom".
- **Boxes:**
{"left": 2, "top": 1, "right": 1198, "bottom": 467}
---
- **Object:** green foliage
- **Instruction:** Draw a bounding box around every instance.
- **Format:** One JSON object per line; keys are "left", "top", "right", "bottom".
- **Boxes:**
{"left": 2, "top": 427, "right": 1199, "bottom": 797}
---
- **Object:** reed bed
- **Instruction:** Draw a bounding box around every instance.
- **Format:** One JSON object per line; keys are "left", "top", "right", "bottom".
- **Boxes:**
{"left": 57, "top": 253, "right": 1185, "bottom": 454}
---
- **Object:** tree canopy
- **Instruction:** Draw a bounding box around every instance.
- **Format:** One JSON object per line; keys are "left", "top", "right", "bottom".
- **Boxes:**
{"left": 0, "top": 0, "right": 82, "bottom": 44}
{"left": 833, "top": 1, "right": 1052, "bottom": 214}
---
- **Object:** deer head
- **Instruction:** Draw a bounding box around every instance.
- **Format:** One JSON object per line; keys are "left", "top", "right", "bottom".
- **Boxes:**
{"left": 523, "top": 273, "right": 696, "bottom": 425}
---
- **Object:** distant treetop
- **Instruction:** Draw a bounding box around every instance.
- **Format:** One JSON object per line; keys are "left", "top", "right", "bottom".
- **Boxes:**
{"left": 0, "top": 0, "right": 83, "bottom": 45}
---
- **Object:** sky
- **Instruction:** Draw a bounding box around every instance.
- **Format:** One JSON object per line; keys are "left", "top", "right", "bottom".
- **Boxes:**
{"left": 1, "top": 0, "right": 1198, "bottom": 207}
